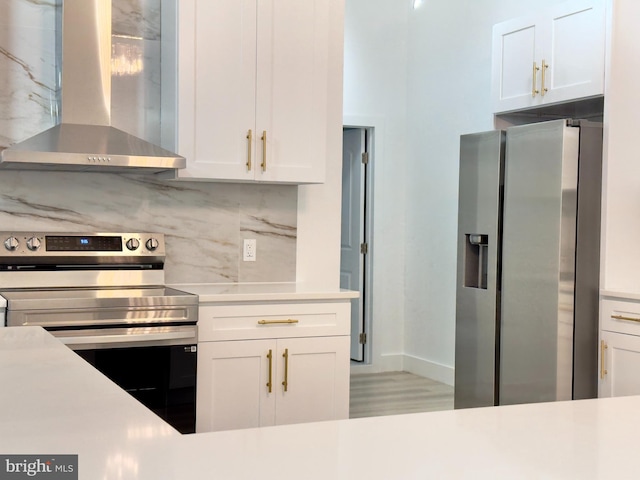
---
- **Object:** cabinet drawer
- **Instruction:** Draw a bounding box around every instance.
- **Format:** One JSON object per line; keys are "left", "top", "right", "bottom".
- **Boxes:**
{"left": 198, "top": 302, "right": 350, "bottom": 341}
{"left": 601, "top": 298, "right": 640, "bottom": 336}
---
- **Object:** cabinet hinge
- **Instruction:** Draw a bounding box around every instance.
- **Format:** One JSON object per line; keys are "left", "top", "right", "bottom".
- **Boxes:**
{"left": 360, "top": 242, "right": 368, "bottom": 255}
{"left": 359, "top": 332, "right": 367, "bottom": 345}
{"left": 361, "top": 152, "right": 369, "bottom": 165}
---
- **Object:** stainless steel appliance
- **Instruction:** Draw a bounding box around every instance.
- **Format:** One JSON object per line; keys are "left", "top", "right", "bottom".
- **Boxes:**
{"left": 0, "top": 232, "right": 198, "bottom": 433}
{"left": 0, "top": 0, "right": 185, "bottom": 174}
{"left": 455, "top": 119, "right": 602, "bottom": 408}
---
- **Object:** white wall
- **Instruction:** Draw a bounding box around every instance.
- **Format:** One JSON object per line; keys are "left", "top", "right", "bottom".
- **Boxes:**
{"left": 343, "top": 0, "right": 409, "bottom": 371}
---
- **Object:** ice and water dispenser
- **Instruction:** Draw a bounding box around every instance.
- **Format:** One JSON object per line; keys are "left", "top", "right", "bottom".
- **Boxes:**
{"left": 464, "top": 234, "right": 489, "bottom": 290}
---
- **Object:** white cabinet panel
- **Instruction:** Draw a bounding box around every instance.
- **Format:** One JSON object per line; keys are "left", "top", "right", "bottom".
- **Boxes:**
{"left": 599, "top": 331, "right": 640, "bottom": 398}
{"left": 167, "top": 0, "right": 339, "bottom": 183}
{"left": 600, "top": 298, "right": 640, "bottom": 337}
{"left": 197, "top": 301, "right": 351, "bottom": 432}
{"left": 196, "top": 339, "right": 275, "bottom": 432}
{"left": 198, "top": 302, "right": 350, "bottom": 342}
{"left": 255, "top": 0, "right": 329, "bottom": 183}
{"left": 191, "top": 0, "right": 256, "bottom": 181}
{"left": 491, "top": 16, "right": 541, "bottom": 112}
{"left": 275, "top": 336, "right": 350, "bottom": 426}
{"left": 599, "top": 298, "right": 640, "bottom": 398}
{"left": 542, "top": 0, "right": 606, "bottom": 104}
{"left": 491, "top": 0, "right": 605, "bottom": 113}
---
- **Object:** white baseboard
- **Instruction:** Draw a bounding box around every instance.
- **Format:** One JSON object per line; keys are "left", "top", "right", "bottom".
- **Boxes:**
{"left": 350, "top": 353, "right": 455, "bottom": 387}
{"left": 350, "top": 353, "right": 403, "bottom": 375}
{"left": 403, "top": 354, "right": 454, "bottom": 386}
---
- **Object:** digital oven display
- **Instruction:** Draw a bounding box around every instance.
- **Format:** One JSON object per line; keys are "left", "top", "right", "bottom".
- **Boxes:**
{"left": 45, "top": 235, "right": 123, "bottom": 252}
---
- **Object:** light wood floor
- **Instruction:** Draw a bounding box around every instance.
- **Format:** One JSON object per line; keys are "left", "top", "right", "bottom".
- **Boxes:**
{"left": 349, "top": 371, "right": 454, "bottom": 419}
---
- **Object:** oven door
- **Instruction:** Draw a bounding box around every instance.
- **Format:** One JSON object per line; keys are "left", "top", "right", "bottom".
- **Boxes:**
{"left": 57, "top": 325, "right": 197, "bottom": 434}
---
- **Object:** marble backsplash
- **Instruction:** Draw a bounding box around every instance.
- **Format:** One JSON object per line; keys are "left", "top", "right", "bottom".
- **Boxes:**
{"left": 0, "top": 0, "right": 297, "bottom": 284}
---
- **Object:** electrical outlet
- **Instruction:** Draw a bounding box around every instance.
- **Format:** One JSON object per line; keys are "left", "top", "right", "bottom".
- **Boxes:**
{"left": 243, "top": 239, "right": 257, "bottom": 262}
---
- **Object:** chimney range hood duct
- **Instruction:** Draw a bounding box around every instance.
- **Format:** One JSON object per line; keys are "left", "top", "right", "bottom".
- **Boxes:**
{"left": 0, "top": 0, "right": 185, "bottom": 174}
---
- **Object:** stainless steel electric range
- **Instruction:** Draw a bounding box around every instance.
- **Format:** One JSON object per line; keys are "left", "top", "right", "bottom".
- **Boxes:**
{"left": 0, "top": 232, "right": 198, "bottom": 434}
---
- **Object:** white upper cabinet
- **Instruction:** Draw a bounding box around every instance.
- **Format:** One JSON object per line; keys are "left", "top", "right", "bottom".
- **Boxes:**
{"left": 491, "top": 0, "right": 605, "bottom": 113}
{"left": 164, "top": 0, "right": 339, "bottom": 183}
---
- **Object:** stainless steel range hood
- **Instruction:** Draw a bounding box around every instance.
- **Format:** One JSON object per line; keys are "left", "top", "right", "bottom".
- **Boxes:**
{"left": 0, "top": 0, "right": 185, "bottom": 174}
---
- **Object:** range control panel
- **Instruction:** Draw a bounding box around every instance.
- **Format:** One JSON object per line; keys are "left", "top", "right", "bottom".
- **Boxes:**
{"left": 0, "top": 232, "right": 165, "bottom": 261}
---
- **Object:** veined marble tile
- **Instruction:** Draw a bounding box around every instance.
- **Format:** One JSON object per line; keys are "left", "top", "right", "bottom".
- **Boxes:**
{"left": 0, "top": 171, "right": 297, "bottom": 283}
{"left": 112, "top": 0, "right": 161, "bottom": 40}
{"left": 0, "top": 1, "right": 58, "bottom": 148}
{"left": 239, "top": 187, "right": 297, "bottom": 282}
{"left": 0, "top": 0, "right": 59, "bottom": 29}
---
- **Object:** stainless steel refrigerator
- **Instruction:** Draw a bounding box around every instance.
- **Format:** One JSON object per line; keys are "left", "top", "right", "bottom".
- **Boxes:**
{"left": 454, "top": 119, "right": 602, "bottom": 409}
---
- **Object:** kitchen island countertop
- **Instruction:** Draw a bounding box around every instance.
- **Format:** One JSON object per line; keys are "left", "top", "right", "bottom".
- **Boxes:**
{"left": 1, "top": 326, "right": 639, "bottom": 479}
{"left": 169, "top": 282, "right": 359, "bottom": 303}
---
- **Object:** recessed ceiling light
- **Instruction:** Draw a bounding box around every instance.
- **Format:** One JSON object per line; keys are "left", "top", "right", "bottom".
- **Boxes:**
{"left": 413, "top": 0, "right": 424, "bottom": 9}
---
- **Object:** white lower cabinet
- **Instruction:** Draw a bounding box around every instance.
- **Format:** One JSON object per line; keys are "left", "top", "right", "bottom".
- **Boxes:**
{"left": 196, "top": 302, "right": 350, "bottom": 432}
{"left": 598, "top": 331, "right": 640, "bottom": 398}
{"left": 599, "top": 297, "right": 640, "bottom": 398}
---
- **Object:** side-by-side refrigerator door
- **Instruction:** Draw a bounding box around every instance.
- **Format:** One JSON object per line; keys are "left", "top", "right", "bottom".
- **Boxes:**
{"left": 454, "top": 130, "right": 505, "bottom": 409}
{"left": 500, "top": 119, "right": 579, "bottom": 405}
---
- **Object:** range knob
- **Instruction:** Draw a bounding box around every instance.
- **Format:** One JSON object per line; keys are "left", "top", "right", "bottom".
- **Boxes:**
{"left": 26, "top": 237, "right": 41, "bottom": 251}
{"left": 145, "top": 238, "right": 159, "bottom": 251}
{"left": 126, "top": 238, "right": 140, "bottom": 251}
{"left": 4, "top": 237, "right": 18, "bottom": 251}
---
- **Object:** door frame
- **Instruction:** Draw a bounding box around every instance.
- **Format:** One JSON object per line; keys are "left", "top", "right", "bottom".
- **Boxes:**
{"left": 341, "top": 127, "right": 367, "bottom": 362}
{"left": 342, "top": 117, "right": 377, "bottom": 366}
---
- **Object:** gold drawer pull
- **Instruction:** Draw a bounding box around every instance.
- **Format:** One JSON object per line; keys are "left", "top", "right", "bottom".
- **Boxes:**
{"left": 257, "top": 319, "right": 299, "bottom": 325}
{"left": 541, "top": 59, "right": 549, "bottom": 96}
{"left": 266, "top": 349, "right": 273, "bottom": 393}
{"left": 282, "top": 348, "right": 289, "bottom": 392}
{"left": 600, "top": 340, "right": 608, "bottom": 379}
{"left": 261, "top": 130, "right": 267, "bottom": 172}
{"left": 611, "top": 314, "right": 640, "bottom": 323}
{"left": 532, "top": 61, "right": 540, "bottom": 97}
{"left": 246, "top": 129, "right": 253, "bottom": 171}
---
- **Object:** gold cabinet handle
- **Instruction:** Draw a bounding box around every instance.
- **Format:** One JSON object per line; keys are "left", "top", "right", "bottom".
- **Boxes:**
{"left": 532, "top": 61, "right": 540, "bottom": 97}
{"left": 246, "top": 129, "right": 253, "bottom": 171}
{"left": 282, "top": 348, "right": 289, "bottom": 392}
{"left": 600, "top": 340, "right": 608, "bottom": 379}
{"left": 611, "top": 314, "right": 640, "bottom": 323}
{"left": 266, "top": 349, "right": 273, "bottom": 393}
{"left": 541, "top": 59, "right": 548, "bottom": 96}
{"left": 260, "top": 130, "right": 267, "bottom": 172}
{"left": 257, "top": 319, "right": 299, "bottom": 325}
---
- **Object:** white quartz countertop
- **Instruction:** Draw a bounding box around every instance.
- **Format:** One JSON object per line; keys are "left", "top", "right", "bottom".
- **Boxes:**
{"left": 601, "top": 289, "right": 640, "bottom": 301}
{"left": 169, "top": 282, "right": 359, "bottom": 302}
{"left": 2, "top": 326, "right": 640, "bottom": 479}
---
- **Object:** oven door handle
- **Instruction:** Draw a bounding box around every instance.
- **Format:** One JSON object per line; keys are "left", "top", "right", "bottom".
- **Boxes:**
{"left": 55, "top": 328, "right": 197, "bottom": 348}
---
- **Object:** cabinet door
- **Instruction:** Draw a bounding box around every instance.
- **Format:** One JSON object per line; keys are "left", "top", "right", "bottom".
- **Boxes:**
{"left": 177, "top": 0, "right": 257, "bottom": 181}
{"left": 599, "top": 331, "right": 640, "bottom": 398}
{"left": 491, "top": 14, "right": 543, "bottom": 113}
{"left": 491, "top": 0, "right": 605, "bottom": 114}
{"left": 254, "top": 0, "right": 331, "bottom": 183}
{"left": 274, "top": 336, "right": 350, "bottom": 425}
{"left": 540, "top": 0, "right": 605, "bottom": 105}
{"left": 196, "top": 339, "right": 276, "bottom": 432}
